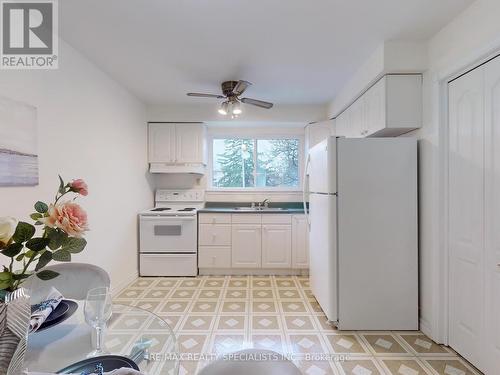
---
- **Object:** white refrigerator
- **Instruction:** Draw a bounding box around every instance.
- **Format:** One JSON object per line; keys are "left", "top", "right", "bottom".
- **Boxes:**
{"left": 303, "top": 137, "right": 418, "bottom": 330}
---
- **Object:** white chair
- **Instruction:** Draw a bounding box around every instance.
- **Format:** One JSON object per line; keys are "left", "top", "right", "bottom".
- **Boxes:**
{"left": 25, "top": 263, "right": 110, "bottom": 303}
{"left": 0, "top": 289, "right": 30, "bottom": 375}
{"left": 198, "top": 349, "right": 302, "bottom": 375}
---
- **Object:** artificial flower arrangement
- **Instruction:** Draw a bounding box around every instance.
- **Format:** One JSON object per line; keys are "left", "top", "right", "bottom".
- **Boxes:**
{"left": 0, "top": 176, "right": 89, "bottom": 300}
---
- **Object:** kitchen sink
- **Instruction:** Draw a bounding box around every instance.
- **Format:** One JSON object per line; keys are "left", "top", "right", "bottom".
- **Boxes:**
{"left": 234, "top": 207, "right": 288, "bottom": 211}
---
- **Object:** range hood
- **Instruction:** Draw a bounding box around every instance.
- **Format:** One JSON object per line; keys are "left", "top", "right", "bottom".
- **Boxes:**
{"left": 149, "top": 163, "right": 205, "bottom": 175}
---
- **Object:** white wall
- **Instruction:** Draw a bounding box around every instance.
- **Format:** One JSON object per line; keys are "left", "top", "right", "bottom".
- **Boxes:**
{"left": 148, "top": 102, "right": 327, "bottom": 124}
{"left": 0, "top": 39, "right": 152, "bottom": 293}
{"left": 149, "top": 124, "right": 306, "bottom": 203}
{"left": 147, "top": 96, "right": 324, "bottom": 202}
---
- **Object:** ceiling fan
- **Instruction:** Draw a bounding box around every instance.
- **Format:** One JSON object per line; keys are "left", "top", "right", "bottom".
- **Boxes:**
{"left": 187, "top": 80, "right": 274, "bottom": 118}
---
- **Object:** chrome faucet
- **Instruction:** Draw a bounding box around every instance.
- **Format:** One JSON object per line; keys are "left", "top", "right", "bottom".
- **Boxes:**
{"left": 259, "top": 199, "right": 270, "bottom": 208}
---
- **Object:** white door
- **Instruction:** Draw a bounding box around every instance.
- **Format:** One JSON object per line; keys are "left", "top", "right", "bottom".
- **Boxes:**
{"left": 448, "top": 67, "right": 485, "bottom": 368}
{"left": 292, "top": 215, "right": 309, "bottom": 268}
{"left": 175, "top": 124, "right": 204, "bottom": 163}
{"left": 148, "top": 123, "right": 175, "bottom": 162}
{"left": 484, "top": 56, "right": 500, "bottom": 374}
{"left": 231, "top": 224, "right": 261, "bottom": 268}
{"left": 262, "top": 225, "right": 291, "bottom": 268}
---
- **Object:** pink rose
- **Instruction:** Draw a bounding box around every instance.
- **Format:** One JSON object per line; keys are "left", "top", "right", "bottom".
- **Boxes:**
{"left": 41, "top": 202, "right": 89, "bottom": 237}
{"left": 69, "top": 179, "right": 88, "bottom": 196}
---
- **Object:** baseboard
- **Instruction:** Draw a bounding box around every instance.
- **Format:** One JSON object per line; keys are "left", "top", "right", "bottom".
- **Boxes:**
{"left": 199, "top": 268, "right": 309, "bottom": 276}
{"left": 419, "top": 317, "right": 432, "bottom": 338}
{"left": 111, "top": 270, "right": 139, "bottom": 297}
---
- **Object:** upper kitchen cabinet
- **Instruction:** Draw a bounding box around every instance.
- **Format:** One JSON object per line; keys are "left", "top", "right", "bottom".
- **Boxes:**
{"left": 305, "top": 120, "right": 334, "bottom": 150}
{"left": 335, "top": 74, "right": 422, "bottom": 138}
{"left": 149, "top": 123, "right": 175, "bottom": 162}
{"left": 148, "top": 122, "right": 207, "bottom": 174}
{"left": 175, "top": 124, "right": 206, "bottom": 163}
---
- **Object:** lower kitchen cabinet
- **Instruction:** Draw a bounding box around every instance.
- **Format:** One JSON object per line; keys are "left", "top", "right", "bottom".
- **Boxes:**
{"left": 198, "top": 246, "right": 231, "bottom": 268}
{"left": 231, "top": 224, "right": 262, "bottom": 268}
{"left": 292, "top": 215, "right": 309, "bottom": 268}
{"left": 199, "top": 224, "right": 231, "bottom": 246}
{"left": 198, "top": 212, "right": 309, "bottom": 273}
{"left": 262, "top": 225, "right": 292, "bottom": 268}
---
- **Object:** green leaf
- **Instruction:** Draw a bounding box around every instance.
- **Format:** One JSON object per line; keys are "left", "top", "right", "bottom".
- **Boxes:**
{"left": 12, "top": 273, "right": 30, "bottom": 280}
{"left": 58, "top": 175, "right": 66, "bottom": 194}
{"left": 12, "top": 221, "right": 36, "bottom": 243}
{"left": 35, "top": 251, "right": 52, "bottom": 271}
{"left": 0, "top": 280, "right": 11, "bottom": 290}
{"left": 36, "top": 270, "right": 59, "bottom": 281}
{"left": 47, "top": 229, "right": 68, "bottom": 250}
{"left": 1, "top": 243, "right": 23, "bottom": 257}
{"left": 34, "top": 201, "right": 48, "bottom": 213}
{"left": 0, "top": 271, "right": 12, "bottom": 282}
{"left": 52, "top": 249, "right": 71, "bottom": 262}
{"left": 24, "top": 250, "right": 35, "bottom": 259}
{"left": 0, "top": 272, "right": 13, "bottom": 290}
{"left": 15, "top": 253, "right": 25, "bottom": 261}
{"left": 34, "top": 221, "right": 44, "bottom": 226}
{"left": 61, "top": 237, "right": 87, "bottom": 254}
{"left": 26, "top": 237, "right": 50, "bottom": 252}
{"left": 30, "top": 213, "right": 43, "bottom": 221}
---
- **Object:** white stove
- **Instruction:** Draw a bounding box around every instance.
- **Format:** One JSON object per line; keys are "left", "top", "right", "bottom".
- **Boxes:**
{"left": 140, "top": 190, "right": 205, "bottom": 216}
{"left": 139, "top": 189, "right": 204, "bottom": 276}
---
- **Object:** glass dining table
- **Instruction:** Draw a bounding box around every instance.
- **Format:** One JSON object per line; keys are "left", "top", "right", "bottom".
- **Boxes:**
{"left": 25, "top": 303, "right": 179, "bottom": 375}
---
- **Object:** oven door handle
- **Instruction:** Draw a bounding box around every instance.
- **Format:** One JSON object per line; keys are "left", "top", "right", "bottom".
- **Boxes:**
{"left": 140, "top": 216, "right": 197, "bottom": 221}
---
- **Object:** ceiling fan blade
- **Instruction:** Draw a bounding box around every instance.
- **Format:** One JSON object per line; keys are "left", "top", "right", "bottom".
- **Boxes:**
{"left": 187, "top": 93, "right": 225, "bottom": 99}
{"left": 232, "top": 80, "right": 252, "bottom": 96}
{"left": 241, "top": 97, "right": 274, "bottom": 109}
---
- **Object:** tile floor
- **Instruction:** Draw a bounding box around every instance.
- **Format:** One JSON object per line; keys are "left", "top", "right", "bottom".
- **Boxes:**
{"left": 114, "top": 276, "right": 482, "bottom": 375}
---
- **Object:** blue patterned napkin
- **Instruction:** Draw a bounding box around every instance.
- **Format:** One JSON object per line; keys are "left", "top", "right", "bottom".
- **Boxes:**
{"left": 29, "top": 287, "right": 63, "bottom": 333}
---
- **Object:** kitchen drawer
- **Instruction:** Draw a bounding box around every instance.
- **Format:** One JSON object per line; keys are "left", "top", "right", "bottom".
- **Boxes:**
{"left": 199, "top": 247, "right": 231, "bottom": 268}
{"left": 262, "top": 214, "right": 292, "bottom": 225}
{"left": 199, "top": 213, "right": 231, "bottom": 224}
{"left": 231, "top": 214, "right": 262, "bottom": 224}
{"left": 140, "top": 254, "right": 197, "bottom": 276}
{"left": 199, "top": 224, "right": 231, "bottom": 246}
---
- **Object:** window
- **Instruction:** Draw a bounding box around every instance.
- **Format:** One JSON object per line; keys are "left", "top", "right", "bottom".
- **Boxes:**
{"left": 212, "top": 138, "right": 301, "bottom": 189}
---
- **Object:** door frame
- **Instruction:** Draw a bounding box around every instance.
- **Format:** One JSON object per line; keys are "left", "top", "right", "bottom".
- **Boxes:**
{"left": 434, "top": 38, "right": 500, "bottom": 345}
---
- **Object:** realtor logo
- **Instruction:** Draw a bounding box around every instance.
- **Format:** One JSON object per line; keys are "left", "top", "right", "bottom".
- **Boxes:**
{"left": 1, "top": 0, "right": 58, "bottom": 69}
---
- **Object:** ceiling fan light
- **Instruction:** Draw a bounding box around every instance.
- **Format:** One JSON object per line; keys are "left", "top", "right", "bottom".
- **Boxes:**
{"left": 232, "top": 101, "right": 242, "bottom": 115}
{"left": 218, "top": 102, "right": 228, "bottom": 115}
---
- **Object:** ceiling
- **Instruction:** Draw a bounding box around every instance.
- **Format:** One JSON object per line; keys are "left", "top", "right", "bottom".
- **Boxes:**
{"left": 59, "top": 0, "right": 473, "bottom": 106}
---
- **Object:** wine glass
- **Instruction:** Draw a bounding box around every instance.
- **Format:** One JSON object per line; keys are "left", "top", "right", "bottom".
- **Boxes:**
{"left": 84, "top": 286, "right": 112, "bottom": 357}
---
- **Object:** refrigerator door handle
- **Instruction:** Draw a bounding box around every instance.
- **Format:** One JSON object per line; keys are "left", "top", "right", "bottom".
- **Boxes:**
{"left": 303, "top": 153, "right": 311, "bottom": 228}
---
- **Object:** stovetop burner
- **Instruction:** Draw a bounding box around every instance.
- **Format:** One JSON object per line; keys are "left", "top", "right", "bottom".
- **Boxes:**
{"left": 177, "top": 208, "right": 196, "bottom": 212}
{"left": 151, "top": 207, "right": 172, "bottom": 212}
